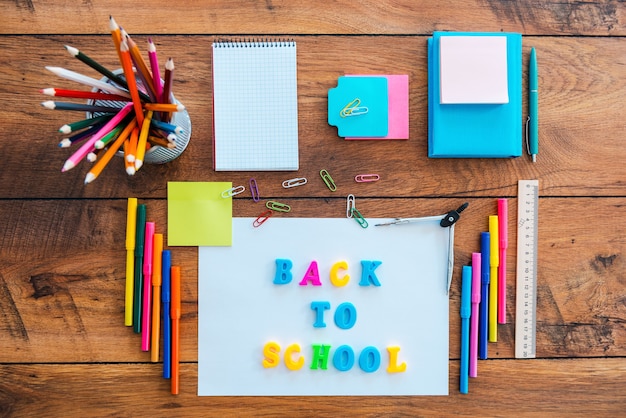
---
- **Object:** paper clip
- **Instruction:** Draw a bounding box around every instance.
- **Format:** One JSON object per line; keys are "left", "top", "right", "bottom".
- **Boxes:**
{"left": 253, "top": 209, "right": 273, "bottom": 228}
{"left": 221, "top": 185, "right": 245, "bottom": 198}
{"left": 340, "top": 98, "right": 369, "bottom": 118}
{"left": 319, "top": 169, "right": 337, "bottom": 192}
{"left": 351, "top": 207, "right": 368, "bottom": 228}
{"left": 282, "top": 177, "right": 307, "bottom": 188}
{"left": 266, "top": 200, "right": 291, "bottom": 213}
{"left": 346, "top": 194, "right": 356, "bottom": 218}
{"left": 249, "top": 178, "right": 260, "bottom": 202}
{"left": 355, "top": 174, "right": 380, "bottom": 183}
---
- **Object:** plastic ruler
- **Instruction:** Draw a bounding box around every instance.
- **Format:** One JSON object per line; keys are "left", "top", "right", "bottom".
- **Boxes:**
{"left": 515, "top": 180, "right": 539, "bottom": 358}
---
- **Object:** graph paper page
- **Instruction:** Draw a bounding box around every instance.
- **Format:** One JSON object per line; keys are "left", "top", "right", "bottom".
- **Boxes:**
{"left": 212, "top": 41, "right": 299, "bottom": 171}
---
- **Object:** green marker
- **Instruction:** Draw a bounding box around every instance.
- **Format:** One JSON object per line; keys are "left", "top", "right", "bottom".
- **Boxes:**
{"left": 133, "top": 204, "right": 146, "bottom": 333}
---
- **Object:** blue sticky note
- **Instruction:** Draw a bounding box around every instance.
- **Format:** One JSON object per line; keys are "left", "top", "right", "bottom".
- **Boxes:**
{"left": 328, "top": 76, "right": 388, "bottom": 137}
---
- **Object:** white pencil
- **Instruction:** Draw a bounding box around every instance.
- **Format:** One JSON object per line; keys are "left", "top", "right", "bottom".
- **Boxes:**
{"left": 45, "top": 66, "right": 131, "bottom": 99}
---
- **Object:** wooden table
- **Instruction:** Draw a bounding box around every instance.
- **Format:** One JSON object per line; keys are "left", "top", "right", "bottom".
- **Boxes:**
{"left": 2, "top": 1, "right": 625, "bottom": 415}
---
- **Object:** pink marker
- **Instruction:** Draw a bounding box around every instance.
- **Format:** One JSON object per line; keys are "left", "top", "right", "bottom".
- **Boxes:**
{"left": 498, "top": 199, "right": 508, "bottom": 324}
{"left": 141, "top": 222, "right": 155, "bottom": 351}
{"left": 61, "top": 102, "right": 133, "bottom": 172}
{"left": 469, "top": 252, "right": 481, "bottom": 378}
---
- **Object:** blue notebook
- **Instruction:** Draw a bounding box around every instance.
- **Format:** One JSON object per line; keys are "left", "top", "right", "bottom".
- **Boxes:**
{"left": 428, "top": 32, "right": 522, "bottom": 158}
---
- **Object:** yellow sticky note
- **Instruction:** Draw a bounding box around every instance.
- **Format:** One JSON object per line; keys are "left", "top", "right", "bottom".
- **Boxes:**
{"left": 167, "top": 182, "right": 232, "bottom": 246}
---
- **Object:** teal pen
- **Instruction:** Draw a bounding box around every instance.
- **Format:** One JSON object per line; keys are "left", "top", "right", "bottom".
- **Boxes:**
{"left": 133, "top": 204, "right": 146, "bottom": 333}
{"left": 529, "top": 47, "right": 538, "bottom": 162}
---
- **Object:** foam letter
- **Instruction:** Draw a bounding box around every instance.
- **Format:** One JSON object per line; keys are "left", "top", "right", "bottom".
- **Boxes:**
{"left": 333, "top": 302, "right": 357, "bottom": 330}
{"left": 330, "top": 260, "right": 350, "bottom": 287}
{"left": 332, "top": 345, "right": 355, "bottom": 372}
{"left": 299, "top": 261, "right": 322, "bottom": 286}
{"left": 285, "top": 344, "right": 305, "bottom": 371}
{"left": 262, "top": 341, "right": 281, "bottom": 368}
{"left": 359, "top": 260, "right": 382, "bottom": 286}
{"left": 358, "top": 346, "right": 381, "bottom": 373}
{"left": 310, "top": 344, "right": 331, "bottom": 370}
{"left": 386, "top": 346, "right": 407, "bottom": 373}
{"left": 311, "top": 301, "right": 331, "bottom": 328}
{"left": 273, "top": 259, "right": 293, "bottom": 285}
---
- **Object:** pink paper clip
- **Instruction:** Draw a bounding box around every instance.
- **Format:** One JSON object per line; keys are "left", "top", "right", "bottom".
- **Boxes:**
{"left": 249, "top": 178, "right": 260, "bottom": 202}
{"left": 253, "top": 209, "right": 273, "bottom": 228}
{"left": 355, "top": 174, "right": 380, "bottom": 183}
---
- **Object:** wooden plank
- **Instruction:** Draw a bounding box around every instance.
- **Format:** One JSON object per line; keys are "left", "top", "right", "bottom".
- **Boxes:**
{"left": 3, "top": 1, "right": 625, "bottom": 36}
{"left": 2, "top": 35, "right": 626, "bottom": 198}
{"left": 0, "top": 359, "right": 624, "bottom": 415}
{"left": 0, "top": 198, "right": 624, "bottom": 362}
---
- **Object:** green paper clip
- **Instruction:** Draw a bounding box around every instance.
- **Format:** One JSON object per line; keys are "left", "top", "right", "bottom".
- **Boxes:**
{"left": 320, "top": 169, "right": 337, "bottom": 192}
{"left": 266, "top": 200, "right": 291, "bottom": 213}
{"left": 351, "top": 207, "right": 368, "bottom": 228}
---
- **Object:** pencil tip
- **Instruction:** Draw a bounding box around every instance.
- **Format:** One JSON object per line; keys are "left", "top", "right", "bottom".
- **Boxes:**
{"left": 61, "top": 161, "right": 74, "bottom": 172}
{"left": 84, "top": 173, "right": 96, "bottom": 184}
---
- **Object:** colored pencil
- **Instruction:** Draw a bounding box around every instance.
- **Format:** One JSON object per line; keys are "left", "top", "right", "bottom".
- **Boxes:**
{"left": 84, "top": 119, "right": 136, "bottom": 184}
{"left": 135, "top": 110, "right": 154, "bottom": 170}
{"left": 124, "top": 198, "right": 138, "bottom": 326}
{"left": 59, "top": 114, "right": 113, "bottom": 134}
{"left": 147, "top": 38, "right": 163, "bottom": 101}
{"left": 141, "top": 222, "right": 155, "bottom": 352}
{"left": 133, "top": 204, "right": 147, "bottom": 333}
{"left": 109, "top": 16, "right": 124, "bottom": 65}
{"left": 171, "top": 265, "right": 181, "bottom": 395}
{"left": 64, "top": 45, "right": 129, "bottom": 90}
{"left": 94, "top": 123, "right": 125, "bottom": 149}
{"left": 123, "top": 139, "right": 136, "bottom": 176}
{"left": 42, "top": 88, "right": 130, "bottom": 103}
{"left": 162, "top": 58, "right": 175, "bottom": 122}
{"left": 143, "top": 103, "right": 185, "bottom": 113}
{"left": 162, "top": 250, "right": 172, "bottom": 379}
{"left": 41, "top": 100, "right": 121, "bottom": 113}
{"left": 151, "top": 233, "right": 163, "bottom": 363}
{"left": 45, "top": 66, "right": 130, "bottom": 98}
{"left": 151, "top": 119, "right": 184, "bottom": 135}
{"left": 125, "top": 33, "right": 157, "bottom": 101}
{"left": 148, "top": 135, "right": 176, "bottom": 149}
{"left": 61, "top": 102, "right": 133, "bottom": 172}
{"left": 489, "top": 215, "right": 499, "bottom": 342}
{"left": 58, "top": 122, "right": 107, "bottom": 148}
{"left": 118, "top": 39, "right": 145, "bottom": 128}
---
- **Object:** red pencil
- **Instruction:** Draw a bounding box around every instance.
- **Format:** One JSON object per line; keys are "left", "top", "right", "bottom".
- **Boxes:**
{"left": 41, "top": 87, "right": 131, "bottom": 102}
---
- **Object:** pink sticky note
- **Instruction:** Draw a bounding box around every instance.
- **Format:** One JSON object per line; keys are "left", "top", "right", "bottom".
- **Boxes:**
{"left": 346, "top": 74, "right": 409, "bottom": 140}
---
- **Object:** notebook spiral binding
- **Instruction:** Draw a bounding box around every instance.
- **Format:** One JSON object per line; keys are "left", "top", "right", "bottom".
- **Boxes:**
{"left": 213, "top": 38, "right": 295, "bottom": 48}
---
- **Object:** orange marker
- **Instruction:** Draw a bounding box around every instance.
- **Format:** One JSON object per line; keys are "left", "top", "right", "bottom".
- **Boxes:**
{"left": 151, "top": 233, "right": 163, "bottom": 363}
{"left": 171, "top": 265, "right": 181, "bottom": 395}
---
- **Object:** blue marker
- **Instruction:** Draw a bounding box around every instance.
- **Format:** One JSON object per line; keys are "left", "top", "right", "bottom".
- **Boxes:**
{"left": 161, "top": 249, "right": 172, "bottom": 379}
{"left": 460, "top": 265, "right": 472, "bottom": 394}
{"left": 479, "top": 232, "right": 490, "bottom": 360}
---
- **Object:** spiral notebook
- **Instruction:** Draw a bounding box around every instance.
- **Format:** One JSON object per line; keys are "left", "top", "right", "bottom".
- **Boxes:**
{"left": 212, "top": 40, "right": 299, "bottom": 171}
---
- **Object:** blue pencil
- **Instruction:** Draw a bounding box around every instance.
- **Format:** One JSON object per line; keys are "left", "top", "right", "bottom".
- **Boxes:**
{"left": 162, "top": 249, "right": 172, "bottom": 379}
{"left": 479, "top": 232, "right": 490, "bottom": 359}
{"left": 460, "top": 265, "right": 472, "bottom": 394}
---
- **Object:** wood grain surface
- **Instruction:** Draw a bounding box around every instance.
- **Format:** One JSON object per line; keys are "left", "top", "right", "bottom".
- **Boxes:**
{"left": 1, "top": 1, "right": 625, "bottom": 416}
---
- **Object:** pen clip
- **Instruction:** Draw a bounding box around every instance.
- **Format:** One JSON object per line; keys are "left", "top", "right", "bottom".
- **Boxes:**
{"left": 525, "top": 116, "right": 531, "bottom": 157}
{"left": 440, "top": 202, "right": 469, "bottom": 227}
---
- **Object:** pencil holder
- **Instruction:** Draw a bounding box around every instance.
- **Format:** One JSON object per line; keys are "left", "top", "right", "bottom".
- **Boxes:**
{"left": 87, "top": 71, "right": 191, "bottom": 165}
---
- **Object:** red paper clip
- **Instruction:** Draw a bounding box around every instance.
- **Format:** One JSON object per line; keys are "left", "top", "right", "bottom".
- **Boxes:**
{"left": 354, "top": 174, "right": 380, "bottom": 183}
{"left": 253, "top": 210, "right": 273, "bottom": 227}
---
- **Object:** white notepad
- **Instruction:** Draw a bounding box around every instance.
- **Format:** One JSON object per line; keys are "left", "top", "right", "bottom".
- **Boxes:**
{"left": 212, "top": 40, "right": 299, "bottom": 171}
{"left": 439, "top": 35, "right": 509, "bottom": 104}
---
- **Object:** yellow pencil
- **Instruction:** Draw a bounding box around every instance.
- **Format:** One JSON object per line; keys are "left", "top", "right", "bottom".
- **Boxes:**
{"left": 124, "top": 198, "right": 138, "bottom": 326}
{"left": 489, "top": 215, "right": 499, "bottom": 342}
{"left": 134, "top": 110, "right": 153, "bottom": 170}
{"left": 151, "top": 233, "right": 163, "bottom": 362}
{"left": 84, "top": 118, "right": 137, "bottom": 184}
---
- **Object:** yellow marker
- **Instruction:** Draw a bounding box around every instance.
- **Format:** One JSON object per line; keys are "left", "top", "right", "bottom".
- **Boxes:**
{"left": 125, "top": 198, "right": 138, "bottom": 326}
{"left": 489, "top": 215, "right": 499, "bottom": 342}
{"left": 151, "top": 233, "right": 163, "bottom": 362}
